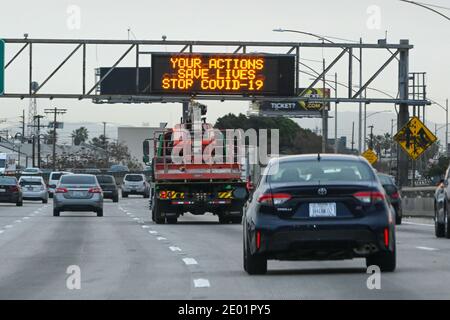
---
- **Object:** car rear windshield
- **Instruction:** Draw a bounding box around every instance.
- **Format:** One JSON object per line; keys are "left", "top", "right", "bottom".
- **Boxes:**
{"left": 125, "top": 175, "right": 144, "bottom": 182}
{"left": 50, "top": 173, "right": 67, "bottom": 180}
{"left": 0, "top": 159, "right": 5, "bottom": 167}
{"left": 97, "top": 176, "right": 114, "bottom": 184}
{"left": 0, "top": 177, "right": 17, "bottom": 185}
{"left": 20, "top": 180, "right": 42, "bottom": 186}
{"left": 378, "top": 175, "right": 394, "bottom": 185}
{"left": 267, "top": 159, "right": 375, "bottom": 183}
{"left": 60, "top": 175, "right": 97, "bottom": 185}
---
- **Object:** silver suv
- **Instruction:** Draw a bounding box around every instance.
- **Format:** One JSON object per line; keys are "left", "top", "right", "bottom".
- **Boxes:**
{"left": 121, "top": 174, "right": 150, "bottom": 198}
{"left": 53, "top": 174, "right": 103, "bottom": 217}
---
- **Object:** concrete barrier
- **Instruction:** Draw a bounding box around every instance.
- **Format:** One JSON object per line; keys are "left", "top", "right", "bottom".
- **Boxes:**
{"left": 402, "top": 197, "right": 434, "bottom": 218}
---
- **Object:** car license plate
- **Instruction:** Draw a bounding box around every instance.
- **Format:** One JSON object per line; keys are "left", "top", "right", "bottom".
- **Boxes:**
{"left": 28, "top": 187, "right": 33, "bottom": 191}
{"left": 72, "top": 191, "right": 85, "bottom": 197}
{"left": 0, "top": 188, "right": 5, "bottom": 192}
{"left": 309, "top": 203, "right": 337, "bottom": 217}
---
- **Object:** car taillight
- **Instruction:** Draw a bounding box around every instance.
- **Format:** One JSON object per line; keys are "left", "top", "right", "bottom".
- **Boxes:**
{"left": 10, "top": 186, "right": 20, "bottom": 192}
{"left": 55, "top": 187, "right": 68, "bottom": 193}
{"left": 353, "top": 191, "right": 385, "bottom": 204}
{"left": 384, "top": 228, "right": 389, "bottom": 247}
{"left": 89, "top": 187, "right": 102, "bottom": 194}
{"left": 257, "top": 193, "right": 291, "bottom": 206}
{"left": 391, "top": 191, "right": 400, "bottom": 199}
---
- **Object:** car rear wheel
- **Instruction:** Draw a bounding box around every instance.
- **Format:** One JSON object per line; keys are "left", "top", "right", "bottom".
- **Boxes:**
{"left": 16, "top": 200, "right": 23, "bottom": 207}
{"left": 445, "top": 205, "right": 450, "bottom": 239}
{"left": 395, "top": 210, "right": 402, "bottom": 225}
{"left": 144, "top": 192, "right": 150, "bottom": 199}
{"left": 366, "top": 244, "right": 396, "bottom": 272}
{"left": 113, "top": 196, "right": 119, "bottom": 203}
{"left": 122, "top": 192, "right": 128, "bottom": 198}
{"left": 53, "top": 209, "right": 60, "bottom": 217}
{"left": 435, "top": 206, "right": 445, "bottom": 238}
{"left": 42, "top": 199, "right": 48, "bottom": 204}
{"left": 97, "top": 209, "right": 103, "bottom": 217}
{"left": 49, "top": 193, "right": 53, "bottom": 198}
{"left": 244, "top": 234, "right": 267, "bottom": 275}
{"left": 219, "top": 215, "right": 229, "bottom": 224}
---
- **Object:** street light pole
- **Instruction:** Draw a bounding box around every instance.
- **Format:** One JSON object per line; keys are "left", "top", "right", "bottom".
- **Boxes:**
{"left": 446, "top": 98, "right": 449, "bottom": 156}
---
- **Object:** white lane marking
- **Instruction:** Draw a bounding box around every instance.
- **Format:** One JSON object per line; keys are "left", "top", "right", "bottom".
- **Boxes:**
{"left": 126, "top": 212, "right": 131, "bottom": 215}
{"left": 193, "top": 279, "right": 210, "bottom": 288}
{"left": 169, "top": 246, "right": 182, "bottom": 252}
{"left": 0, "top": 230, "right": 4, "bottom": 234}
{"left": 133, "top": 217, "right": 139, "bottom": 220}
{"left": 23, "top": 217, "right": 30, "bottom": 220}
{"left": 403, "top": 221, "right": 433, "bottom": 227}
{"left": 156, "top": 237, "right": 167, "bottom": 241}
{"left": 149, "top": 231, "right": 158, "bottom": 234}
{"left": 142, "top": 225, "right": 150, "bottom": 229}
{"left": 182, "top": 258, "right": 198, "bottom": 265}
{"left": 5, "top": 225, "right": 13, "bottom": 229}
{"left": 416, "top": 246, "right": 439, "bottom": 251}
{"left": 33, "top": 211, "right": 39, "bottom": 214}
{"left": 15, "top": 220, "right": 22, "bottom": 223}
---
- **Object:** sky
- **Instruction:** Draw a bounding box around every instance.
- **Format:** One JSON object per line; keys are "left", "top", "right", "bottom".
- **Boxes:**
{"left": 0, "top": 0, "right": 449, "bottom": 142}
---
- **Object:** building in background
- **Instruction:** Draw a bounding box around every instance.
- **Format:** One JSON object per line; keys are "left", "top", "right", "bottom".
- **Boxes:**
{"left": 117, "top": 126, "right": 163, "bottom": 165}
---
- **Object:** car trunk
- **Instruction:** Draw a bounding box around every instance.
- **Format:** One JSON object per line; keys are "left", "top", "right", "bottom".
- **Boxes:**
{"left": 268, "top": 181, "right": 376, "bottom": 220}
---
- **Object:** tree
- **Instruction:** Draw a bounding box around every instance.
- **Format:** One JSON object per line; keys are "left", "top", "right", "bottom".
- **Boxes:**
{"left": 214, "top": 113, "right": 333, "bottom": 155}
{"left": 90, "top": 134, "right": 108, "bottom": 149}
{"left": 45, "top": 129, "right": 57, "bottom": 145}
{"left": 71, "top": 127, "right": 89, "bottom": 146}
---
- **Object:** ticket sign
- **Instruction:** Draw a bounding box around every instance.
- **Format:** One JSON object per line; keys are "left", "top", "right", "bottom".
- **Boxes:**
{"left": 151, "top": 53, "right": 296, "bottom": 96}
{"left": 0, "top": 40, "right": 4, "bottom": 95}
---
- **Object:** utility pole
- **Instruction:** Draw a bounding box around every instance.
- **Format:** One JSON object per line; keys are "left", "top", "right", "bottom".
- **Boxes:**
{"left": 321, "top": 57, "right": 327, "bottom": 153}
{"left": 102, "top": 121, "right": 108, "bottom": 167}
{"left": 20, "top": 110, "right": 25, "bottom": 142}
{"left": 358, "top": 37, "right": 363, "bottom": 154}
{"left": 334, "top": 72, "right": 338, "bottom": 154}
{"left": 34, "top": 115, "right": 45, "bottom": 168}
{"left": 44, "top": 107, "right": 67, "bottom": 171}
{"left": 351, "top": 122, "right": 355, "bottom": 152}
{"left": 369, "top": 125, "right": 374, "bottom": 149}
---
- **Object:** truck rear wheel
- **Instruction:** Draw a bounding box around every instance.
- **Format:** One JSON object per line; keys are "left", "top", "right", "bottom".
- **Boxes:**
{"left": 152, "top": 197, "right": 165, "bottom": 224}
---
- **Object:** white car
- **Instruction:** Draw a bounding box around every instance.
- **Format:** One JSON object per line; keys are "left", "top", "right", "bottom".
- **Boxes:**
{"left": 121, "top": 174, "right": 150, "bottom": 198}
{"left": 18, "top": 176, "right": 48, "bottom": 203}
{"left": 48, "top": 171, "right": 73, "bottom": 198}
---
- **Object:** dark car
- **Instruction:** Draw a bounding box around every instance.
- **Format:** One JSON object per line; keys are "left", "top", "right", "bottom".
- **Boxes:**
{"left": 108, "top": 164, "right": 129, "bottom": 174}
{"left": 0, "top": 176, "right": 23, "bottom": 206}
{"left": 96, "top": 175, "right": 119, "bottom": 202}
{"left": 377, "top": 173, "right": 402, "bottom": 225}
{"left": 243, "top": 154, "right": 396, "bottom": 275}
{"left": 434, "top": 166, "right": 450, "bottom": 238}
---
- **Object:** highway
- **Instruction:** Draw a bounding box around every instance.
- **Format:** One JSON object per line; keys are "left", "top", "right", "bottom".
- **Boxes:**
{"left": 0, "top": 196, "right": 449, "bottom": 300}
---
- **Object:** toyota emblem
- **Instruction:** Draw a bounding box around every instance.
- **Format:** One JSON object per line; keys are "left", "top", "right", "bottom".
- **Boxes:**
{"left": 317, "top": 188, "right": 327, "bottom": 196}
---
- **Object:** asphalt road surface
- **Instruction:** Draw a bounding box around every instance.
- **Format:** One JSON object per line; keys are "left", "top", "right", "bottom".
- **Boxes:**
{"left": 0, "top": 197, "right": 449, "bottom": 299}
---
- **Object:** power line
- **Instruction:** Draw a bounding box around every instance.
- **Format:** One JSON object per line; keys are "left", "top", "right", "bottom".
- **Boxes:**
{"left": 399, "top": 0, "right": 450, "bottom": 21}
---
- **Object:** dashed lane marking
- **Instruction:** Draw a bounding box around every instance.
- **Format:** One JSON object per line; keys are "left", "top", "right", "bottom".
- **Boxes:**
{"left": 169, "top": 246, "right": 182, "bottom": 252}
{"left": 416, "top": 246, "right": 439, "bottom": 251}
{"left": 5, "top": 225, "right": 13, "bottom": 229}
{"left": 149, "top": 231, "right": 158, "bottom": 234}
{"left": 182, "top": 258, "right": 198, "bottom": 265}
{"left": 156, "top": 237, "right": 167, "bottom": 241}
{"left": 193, "top": 279, "right": 210, "bottom": 288}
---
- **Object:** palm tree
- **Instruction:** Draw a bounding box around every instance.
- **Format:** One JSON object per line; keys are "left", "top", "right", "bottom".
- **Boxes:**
{"left": 71, "top": 127, "right": 89, "bottom": 146}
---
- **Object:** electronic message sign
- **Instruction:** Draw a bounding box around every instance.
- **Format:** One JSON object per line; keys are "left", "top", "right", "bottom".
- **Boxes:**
{"left": 151, "top": 53, "right": 295, "bottom": 96}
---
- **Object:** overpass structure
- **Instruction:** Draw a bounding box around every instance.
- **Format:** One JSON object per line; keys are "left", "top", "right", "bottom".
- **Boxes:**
{"left": 0, "top": 38, "right": 431, "bottom": 186}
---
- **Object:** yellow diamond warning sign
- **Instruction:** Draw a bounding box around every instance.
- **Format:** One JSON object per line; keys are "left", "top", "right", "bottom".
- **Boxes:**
{"left": 394, "top": 116, "right": 437, "bottom": 160}
{"left": 362, "top": 148, "right": 378, "bottom": 165}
